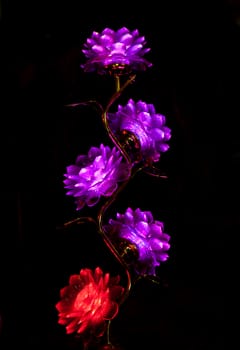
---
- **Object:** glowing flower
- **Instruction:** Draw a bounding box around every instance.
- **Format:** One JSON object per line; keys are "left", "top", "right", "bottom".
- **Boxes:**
{"left": 107, "top": 99, "right": 171, "bottom": 164}
{"left": 63, "top": 144, "right": 131, "bottom": 210}
{"left": 81, "top": 27, "right": 152, "bottom": 75}
{"left": 105, "top": 207, "right": 170, "bottom": 276}
{"left": 55, "top": 267, "right": 124, "bottom": 337}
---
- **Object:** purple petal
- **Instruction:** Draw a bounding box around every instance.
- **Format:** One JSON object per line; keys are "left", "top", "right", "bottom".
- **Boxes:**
{"left": 100, "top": 34, "right": 114, "bottom": 46}
{"left": 99, "top": 181, "right": 118, "bottom": 196}
{"left": 127, "top": 44, "right": 144, "bottom": 55}
{"left": 158, "top": 143, "right": 170, "bottom": 152}
{"left": 65, "top": 165, "right": 80, "bottom": 175}
{"left": 135, "top": 221, "right": 150, "bottom": 237}
{"left": 119, "top": 33, "right": 133, "bottom": 45}
{"left": 91, "top": 45, "right": 105, "bottom": 54}
{"left": 152, "top": 128, "right": 165, "bottom": 141}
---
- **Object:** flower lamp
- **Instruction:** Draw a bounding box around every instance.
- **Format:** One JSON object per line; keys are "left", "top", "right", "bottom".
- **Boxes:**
{"left": 56, "top": 27, "right": 172, "bottom": 350}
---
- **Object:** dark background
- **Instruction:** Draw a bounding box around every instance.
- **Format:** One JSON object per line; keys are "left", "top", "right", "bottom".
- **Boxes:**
{"left": 0, "top": 0, "right": 237, "bottom": 348}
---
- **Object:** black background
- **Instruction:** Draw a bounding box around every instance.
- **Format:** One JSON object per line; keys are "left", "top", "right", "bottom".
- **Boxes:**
{"left": 0, "top": 0, "right": 237, "bottom": 348}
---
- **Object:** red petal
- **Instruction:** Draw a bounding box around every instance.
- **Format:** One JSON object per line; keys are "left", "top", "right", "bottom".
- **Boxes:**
{"left": 94, "top": 267, "right": 104, "bottom": 282}
{"left": 66, "top": 318, "right": 81, "bottom": 334}
{"left": 60, "top": 285, "right": 71, "bottom": 298}
{"left": 77, "top": 320, "right": 89, "bottom": 334}
{"left": 80, "top": 268, "right": 94, "bottom": 284}
{"left": 69, "top": 274, "right": 81, "bottom": 285}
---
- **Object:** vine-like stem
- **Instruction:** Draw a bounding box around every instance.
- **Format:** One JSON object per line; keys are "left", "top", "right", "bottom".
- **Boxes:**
{"left": 97, "top": 74, "right": 140, "bottom": 307}
{"left": 102, "top": 74, "right": 136, "bottom": 164}
{"left": 97, "top": 178, "right": 132, "bottom": 304}
{"left": 97, "top": 73, "right": 146, "bottom": 307}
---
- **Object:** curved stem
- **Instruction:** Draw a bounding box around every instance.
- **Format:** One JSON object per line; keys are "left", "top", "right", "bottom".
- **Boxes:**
{"left": 100, "top": 67, "right": 146, "bottom": 303}
{"left": 97, "top": 163, "right": 143, "bottom": 301}
{"left": 102, "top": 74, "right": 136, "bottom": 165}
{"left": 98, "top": 73, "right": 143, "bottom": 306}
{"left": 97, "top": 179, "right": 132, "bottom": 305}
{"left": 106, "top": 74, "right": 136, "bottom": 112}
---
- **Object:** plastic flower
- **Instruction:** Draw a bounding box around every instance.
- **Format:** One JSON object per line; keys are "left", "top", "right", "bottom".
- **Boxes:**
{"left": 56, "top": 267, "right": 124, "bottom": 337}
{"left": 107, "top": 99, "right": 172, "bottom": 164}
{"left": 81, "top": 27, "right": 152, "bottom": 75}
{"left": 63, "top": 144, "right": 131, "bottom": 210}
{"left": 105, "top": 207, "right": 170, "bottom": 276}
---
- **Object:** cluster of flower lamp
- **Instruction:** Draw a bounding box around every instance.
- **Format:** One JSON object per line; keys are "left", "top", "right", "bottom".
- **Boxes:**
{"left": 55, "top": 27, "right": 172, "bottom": 350}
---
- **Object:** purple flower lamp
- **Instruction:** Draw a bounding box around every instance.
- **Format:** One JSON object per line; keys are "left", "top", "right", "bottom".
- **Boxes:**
{"left": 81, "top": 27, "right": 152, "bottom": 77}
{"left": 56, "top": 27, "right": 173, "bottom": 349}
{"left": 104, "top": 207, "right": 170, "bottom": 277}
{"left": 64, "top": 144, "right": 131, "bottom": 211}
{"left": 107, "top": 98, "right": 172, "bottom": 166}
